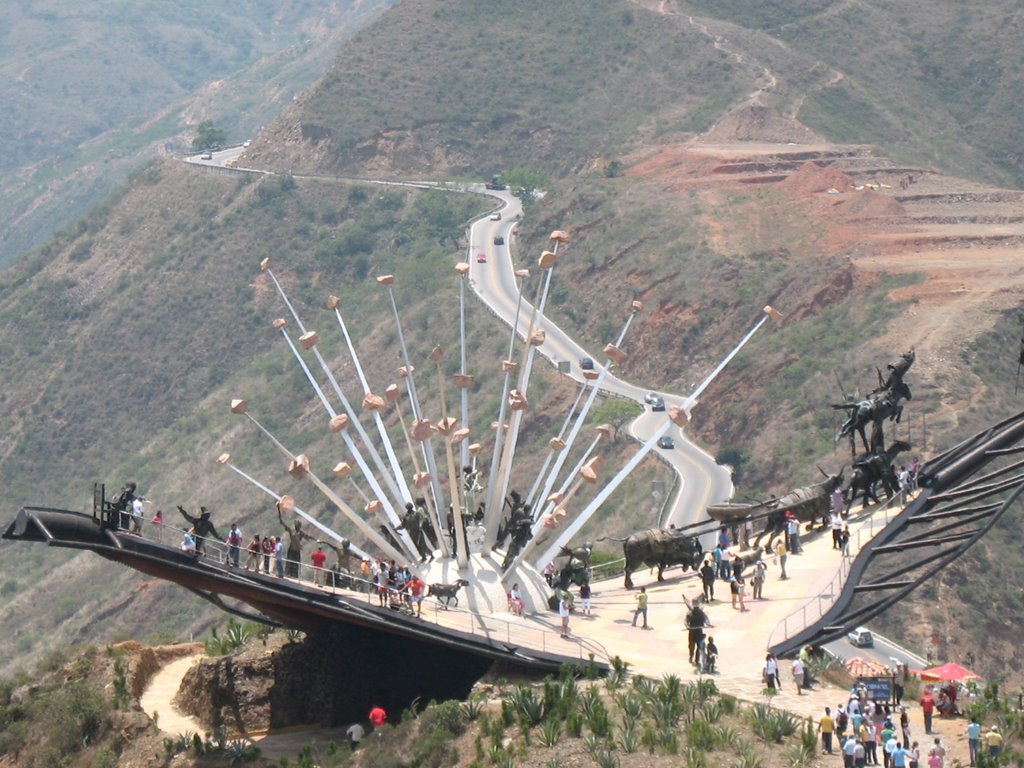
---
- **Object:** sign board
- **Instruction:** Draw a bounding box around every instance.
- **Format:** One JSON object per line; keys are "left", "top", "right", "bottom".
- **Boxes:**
{"left": 861, "top": 677, "right": 893, "bottom": 703}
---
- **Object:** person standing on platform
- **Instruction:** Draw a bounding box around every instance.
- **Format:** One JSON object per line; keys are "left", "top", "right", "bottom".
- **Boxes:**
{"left": 775, "top": 538, "right": 788, "bottom": 579}
{"left": 632, "top": 586, "right": 649, "bottom": 628}
{"left": 919, "top": 688, "right": 935, "bottom": 735}
{"left": 819, "top": 707, "right": 836, "bottom": 754}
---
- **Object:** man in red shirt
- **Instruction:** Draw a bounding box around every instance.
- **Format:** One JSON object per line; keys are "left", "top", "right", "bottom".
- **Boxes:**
{"left": 920, "top": 688, "right": 935, "bottom": 735}
{"left": 405, "top": 575, "right": 426, "bottom": 616}
{"left": 368, "top": 705, "right": 387, "bottom": 729}
{"left": 310, "top": 544, "right": 327, "bottom": 587}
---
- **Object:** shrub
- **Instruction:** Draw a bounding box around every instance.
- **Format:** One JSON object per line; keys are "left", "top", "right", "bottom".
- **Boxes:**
{"left": 411, "top": 726, "right": 459, "bottom": 768}
{"left": 687, "top": 718, "right": 716, "bottom": 751}
{"left": 421, "top": 700, "right": 468, "bottom": 737}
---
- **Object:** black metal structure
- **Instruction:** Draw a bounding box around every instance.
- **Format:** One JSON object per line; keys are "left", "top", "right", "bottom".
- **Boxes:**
{"left": 2, "top": 501, "right": 606, "bottom": 724}
{"left": 769, "top": 410, "right": 1024, "bottom": 657}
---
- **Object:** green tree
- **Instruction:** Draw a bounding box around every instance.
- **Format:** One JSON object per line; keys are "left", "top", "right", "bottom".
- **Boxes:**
{"left": 191, "top": 120, "right": 226, "bottom": 152}
{"left": 499, "top": 169, "right": 550, "bottom": 208}
{"left": 591, "top": 399, "right": 641, "bottom": 441}
{"left": 715, "top": 445, "right": 750, "bottom": 487}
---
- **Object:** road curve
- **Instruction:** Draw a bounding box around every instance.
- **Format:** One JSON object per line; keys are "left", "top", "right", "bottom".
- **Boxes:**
{"left": 465, "top": 188, "right": 733, "bottom": 531}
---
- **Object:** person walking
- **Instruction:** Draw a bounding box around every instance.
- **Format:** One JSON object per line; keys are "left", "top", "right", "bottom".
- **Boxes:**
{"left": 820, "top": 707, "right": 836, "bottom": 754}
{"left": 699, "top": 556, "right": 716, "bottom": 602}
{"left": 736, "top": 576, "right": 748, "bottom": 612}
{"left": 786, "top": 512, "right": 801, "bottom": 554}
{"left": 775, "top": 538, "right": 788, "bottom": 579}
{"left": 928, "top": 738, "right": 945, "bottom": 768}
{"left": 983, "top": 726, "right": 1003, "bottom": 759}
{"left": 842, "top": 734, "right": 858, "bottom": 768}
{"left": 632, "top": 585, "right": 649, "bottom": 628}
{"left": 919, "top": 688, "right": 935, "bottom": 735}
{"left": 792, "top": 656, "right": 806, "bottom": 695}
{"left": 965, "top": 718, "right": 981, "bottom": 767}
{"left": 764, "top": 653, "right": 778, "bottom": 691}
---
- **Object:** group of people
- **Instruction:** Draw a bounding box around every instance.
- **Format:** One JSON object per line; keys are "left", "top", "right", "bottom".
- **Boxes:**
{"left": 362, "top": 558, "right": 428, "bottom": 617}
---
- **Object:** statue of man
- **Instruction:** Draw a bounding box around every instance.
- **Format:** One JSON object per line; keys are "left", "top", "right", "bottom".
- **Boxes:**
{"left": 398, "top": 502, "right": 432, "bottom": 561}
{"left": 177, "top": 505, "right": 221, "bottom": 556}
{"left": 277, "top": 507, "right": 314, "bottom": 577}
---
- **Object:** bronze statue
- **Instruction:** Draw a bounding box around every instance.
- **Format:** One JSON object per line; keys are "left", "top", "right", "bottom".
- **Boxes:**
{"left": 277, "top": 508, "right": 314, "bottom": 577}
{"left": 834, "top": 349, "right": 914, "bottom": 454}
{"left": 177, "top": 505, "right": 221, "bottom": 555}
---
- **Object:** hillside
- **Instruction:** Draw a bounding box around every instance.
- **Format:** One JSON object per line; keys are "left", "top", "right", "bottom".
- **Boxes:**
{"left": 0, "top": 0, "right": 394, "bottom": 267}
{"left": 1, "top": 0, "right": 1024, "bottom": 694}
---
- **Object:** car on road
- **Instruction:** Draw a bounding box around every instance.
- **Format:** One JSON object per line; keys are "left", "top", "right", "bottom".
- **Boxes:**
{"left": 243, "top": 139, "right": 252, "bottom": 148}
{"left": 657, "top": 435, "right": 675, "bottom": 449}
{"left": 200, "top": 151, "right": 213, "bottom": 160}
{"left": 477, "top": 252, "right": 487, "bottom": 264}
{"left": 644, "top": 392, "right": 659, "bottom": 404}
{"left": 649, "top": 396, "right": 666, "bottom": 412}
{"left": 579, "top": 357, "right": 594, "bottom": 371}
{"left": 847, "top": 627, "right": 874, "bottom": 647}
{"left": 489, "top": 212, "right": 502, "bottom": 221}
{"left": 493, "top": 235, "right": 505, "bottom": 246}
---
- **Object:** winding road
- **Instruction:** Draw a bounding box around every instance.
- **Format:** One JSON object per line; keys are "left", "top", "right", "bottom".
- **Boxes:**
{"left": 466, "top": 189, "right": 733, "bottom": 536}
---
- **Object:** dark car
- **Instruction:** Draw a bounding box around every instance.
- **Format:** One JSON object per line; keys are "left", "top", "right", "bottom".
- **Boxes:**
{"left": 649, "top": 396, "right": 666, "bottom": 412}
{"left": 493, "top": 235, "right": 505, "bottom": 246}
{"left": 579, "top": 357, "right": 594, "bottom": 371}
{"left": 657, "top": 435, "right": 675, "bottom": 449}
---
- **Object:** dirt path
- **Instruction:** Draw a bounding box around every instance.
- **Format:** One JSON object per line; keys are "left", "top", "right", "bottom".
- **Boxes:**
{"left": 139, "top": 652, "right": 205, "bottom": 736}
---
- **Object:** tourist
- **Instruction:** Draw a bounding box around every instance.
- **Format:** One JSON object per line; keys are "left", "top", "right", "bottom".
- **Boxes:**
{"left": 508, "top": 583, "right": 524, "bottom": 616}
{"left": 713, "top": 542, "right": 728, "bottom": 580}
{"left": 406, "top": 574, "right": 426, "bottom": 616}
{"left": 820, "top": 706, "right": 836, "bottom": 754}
{"left": 983, "top": 726, "right": 1002, "bottom": 758}
{"left": 854, "top": 739, "right": 867, "bottom": 768}
{"left": 261, "top": 535, "right": 273, "bottom": 574}
{"left": 751, "top": 559, "right": 766, "bottom": 599}
{"left": 775, "top": 538, "right": 788, "bottom": 579}
{"left": 181, "top": 527, "right": 197, "bottom": 554}
{"left": 786, "top": 512, "right": 801, "bottom": 554}
{"left": 274, "top": 537, "right": 284, "bottom": 577}
{"left": 311, "top": 544, "right": 327, "bottom": 587}
{"left": 346, "top": 721, "right": 365, "bottom": 751}
{"left": 836, "top": 705, "right": 849, "bottom": 740}
{"left": 131, "top": 495, "right": 145, "bottom": 534}
{"left": 831, "top": 507, "right": 844, "bottom": 549}
{"left": 900, "top": 705, "right": 911, "bottom": 745}
{"left": 908, "top": 741, "right": 920, "bottom": 768}
{"left": 892, "top": 742, "right": 908, "bottom": 768}
{"left": 862, "top": 720, "right": 878, "bottom": 766}
{"left": 843, "top": 734, "right": 858, "bottom": 768}
{"left": 244, "top": 534, "right": 260, "bottom": 570}
{"left": 226, "top": 524, "right": 242, "bottom": 567}
{"left": 151, "top": 509, "right": 164, "bottom": 541}
{"left": 893, "top": 663, "right": 908, "bottom": 705}
{"left": 703, "top": 636, "right": 718, "bottom": 673}
{"left": 731, "top": 553, "right": 744, "bottom": 580}
{"left": 841, "top": 524, "right": 851, "bottom": 556}
{"left": 764, "top": 653, "right": 778, "bottom": 691}
{"left": 580, "top": 580, "right": 592, "bottom": 616}
{"left": 883, "top": 727, "right": 898, "bottom": 768}
{"left": 928, "top": 737, "right": 945, "bottom": 768}
{"left": 792, "top": 656, "right": 806, "bottom": 695}
{"left": 736, "top": 575, "right": 748, "bottom": 612}
{"left": 699, "top": 555, "right": 716, "bottom": 601}
{"left": 632, "top": 585, "right": 649, "bottom": 628}
{"left": 559, "top": 591, "right": 572, "bottom": 638}
{"left": 965, "top": 718, "right": 981, "bottom": 766}
{"left": 729, "top": 576, "right": 741, "bottom": 609}
{"left": 686, "top": 598, "right": 710, "bottom": 664}
{"left": 368, "top": 705, "right": 387, "bottom": 730}
{"left": 919, "top": 688, "right": 935, "bottom": 735}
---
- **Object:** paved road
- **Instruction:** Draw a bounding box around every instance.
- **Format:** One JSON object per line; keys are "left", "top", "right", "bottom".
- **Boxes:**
{"left": 824, "top": 631, "right": 929, "bottom": 671}
{"left": 466, "top": 189, "right": 733, "bottom": 533}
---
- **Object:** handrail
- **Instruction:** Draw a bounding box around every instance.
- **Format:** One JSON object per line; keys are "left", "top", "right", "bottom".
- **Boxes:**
{"left": 764, "top": 493, "right": 911, "bottom": 651}
{"left": 114, "top": 516, "right": 608, "bottom": 665}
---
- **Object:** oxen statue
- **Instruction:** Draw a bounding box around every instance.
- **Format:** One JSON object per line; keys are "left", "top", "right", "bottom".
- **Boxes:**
{"left": 601, "top": 529, "right": 703, "bottom": 589}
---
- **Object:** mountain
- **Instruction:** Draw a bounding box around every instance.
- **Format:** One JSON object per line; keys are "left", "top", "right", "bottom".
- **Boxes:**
{"left": 1, "top": 0, "right": 1023, "bottom": 688}
{"left": 0, "top": 0, "right": 394, "bottom": 267}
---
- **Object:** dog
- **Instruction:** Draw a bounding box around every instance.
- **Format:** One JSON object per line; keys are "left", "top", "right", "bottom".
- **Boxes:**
{"left": 427, "top": 579, "right": 470, "bottom": 609}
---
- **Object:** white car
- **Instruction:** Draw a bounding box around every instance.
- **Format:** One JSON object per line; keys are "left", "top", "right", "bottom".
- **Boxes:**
{"left": 489, "top": 212, "right": 502, "bottom": 221}
{"left": 847, "top": 627, "right": 874, "bottom": 647}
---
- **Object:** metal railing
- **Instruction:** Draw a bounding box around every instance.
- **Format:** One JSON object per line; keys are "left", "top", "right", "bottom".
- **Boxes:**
{"left": 764, "top": 492, "right": 909, "bottom": 650}
{"left": 114, "top": 517, "right": 610, "bottom": 665}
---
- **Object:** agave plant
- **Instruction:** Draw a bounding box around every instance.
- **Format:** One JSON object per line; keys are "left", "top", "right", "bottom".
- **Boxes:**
{"left": 683, "top": 745, "right": 707, "bottom": 768}
{"left": 617, "top": 719, "right": 639, "bottom": 753}
{"left": 538, "top": 717, "right": 561, "bottom": 748}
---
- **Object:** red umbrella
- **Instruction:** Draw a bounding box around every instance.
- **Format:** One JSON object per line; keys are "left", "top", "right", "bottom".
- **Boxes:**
{"left": 916, "top": 662, "right": 981, "bottom": 683}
